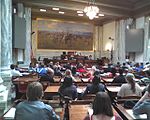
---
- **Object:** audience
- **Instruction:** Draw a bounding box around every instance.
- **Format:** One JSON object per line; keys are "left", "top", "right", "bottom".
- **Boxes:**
{"left": 117, "top": 73, "right": 142, "bottom": 98}
{"left": 58, "top": 77, "right": 77, "bottom": 100}
{"left": 133, "top": 84, "right": 150, "bottom": 119}
{"left": 14, "top": 82, "right": 60, "bottom": 120}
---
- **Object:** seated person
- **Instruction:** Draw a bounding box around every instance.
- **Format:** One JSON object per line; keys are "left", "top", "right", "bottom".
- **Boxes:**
{"left": 37, "top": 63, "right": 47, "bottom": 77}
{"left": 58, "top": 77, "right": 77, "bottom": 100}
{"left": 10, "top": 64, "right": 22, "bottom": 77}
{"left": 40, "top": 67, "right": 54, "bottom": 83}
{"left": 117, "top": 73, "right": 142, "bottom": 98}
{"left": 112, "top": 69, "right": 126, "bottom": 83}
{"left": 14, "top": 82, "right": 60, "bottom": 120}
{"left": 76, "top": 63, "right": 87, "bottom": 73}
{"left": 53, "top": 62, "right": 62, "bottom": 77}
{"left": 84, "top": 92, "right": 121, "bottom": 120}
{"left": 82, "top": 75, "right": 105, "bottom": 97}
{"left": 62, "top": 69, "right": 77, "bottom": 82}
{"left": 133, "top": 84, "right": 150, "bottom": 119}
{"left": 28, "top": 63, "right": 36, "bottom": 73}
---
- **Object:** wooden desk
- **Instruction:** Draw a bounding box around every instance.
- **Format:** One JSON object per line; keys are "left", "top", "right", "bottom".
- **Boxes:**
{"left": 44, "top": 86, "right": 85, "bottom": 94}
{"left": 107, "top": 86, "right": 146, "bottom": 93}
{"left": 45, "top": 85, "right": 146, "bottom": 95}
{"left": 12, "top": 76, "right": 39, "bottom": 97}
{"left": 102, "top": 78, "right": 114, "bottom": 82}
{"left": 114, "top": 104, "right": 147, "bottom": 120}
{"left": 12, "top": 76, "right": 39, "bottom": 83}
{"left": 69, "top": 104, "right": 90, "bottom": 120}
{"left": 70, "top": 104, "right": 122, "bottom": 120}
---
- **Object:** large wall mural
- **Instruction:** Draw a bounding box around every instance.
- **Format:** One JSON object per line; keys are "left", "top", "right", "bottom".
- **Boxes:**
{"left": 37, "top": 20, "right": 93, "bottom": 50}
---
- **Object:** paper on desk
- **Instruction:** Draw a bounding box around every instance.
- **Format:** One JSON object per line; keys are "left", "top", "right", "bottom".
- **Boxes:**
{"left": 4, "top": 107, "right": 16, "bottom": 119}
{"left": 126, "top": 109, "right": 147, "bottom": 119}
{"left": 22, "top": 72, "right": 30, "bottom": 75}
{"left": 82, "top": 78, "right": 89, "bottom": 82}
{"left": 77, "top": 88, "right": 84, "bottom": 93}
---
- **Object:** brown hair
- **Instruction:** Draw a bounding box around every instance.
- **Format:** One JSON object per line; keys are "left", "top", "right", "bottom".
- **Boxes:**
{"left": 26, "top": 82, "right": 43, "bottom": 101}
{"left": 92, "top": 92, "right": 113, "bottom": 117}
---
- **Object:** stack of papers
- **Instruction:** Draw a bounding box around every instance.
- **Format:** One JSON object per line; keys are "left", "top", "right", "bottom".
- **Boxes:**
{"left": 126, "top": 110, "right": 147, "bottom": 119}
{"left": 4, "top": 107, "right": 16, "bottom": 119}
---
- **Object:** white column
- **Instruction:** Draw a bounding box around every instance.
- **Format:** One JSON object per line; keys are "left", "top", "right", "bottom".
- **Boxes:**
{"left": 94, "top": 26, "right": 103, "bottom": 59}
{"left": 24, "top": 7, "right": 31, "bottom": 65}
{"left": 115, "top": 19, "right": 129, "bottom": 63}
{"left": 143, "top": 17, "right": 150, "bottom": 62}
{"left": 0, "top": 1, "right": 1, "bottom": 72}
{"left": 1, "top": 0, "right": 12, "bottom": 69}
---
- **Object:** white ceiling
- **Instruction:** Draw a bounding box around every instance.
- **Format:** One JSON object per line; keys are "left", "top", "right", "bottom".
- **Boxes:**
{"left": 13, "top": 0, "right": 150, "bottom": 25}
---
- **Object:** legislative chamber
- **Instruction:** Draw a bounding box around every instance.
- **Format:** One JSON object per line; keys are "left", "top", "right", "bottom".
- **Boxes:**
{"left": 0, "top": 0, "right": 150, "bottom": 120}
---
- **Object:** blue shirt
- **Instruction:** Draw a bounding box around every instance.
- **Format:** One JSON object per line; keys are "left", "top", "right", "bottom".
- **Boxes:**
{"left": 37, "top": 67, "right": 47, "bottom": 76}
{"left": 82, "top": 83, "right": 105, "bottom": 97}
{"left": 14, "top": 100, "right": 60, "bottom": 120}
{"left": 133, "top": 100, "right": 150, "bottom": 120}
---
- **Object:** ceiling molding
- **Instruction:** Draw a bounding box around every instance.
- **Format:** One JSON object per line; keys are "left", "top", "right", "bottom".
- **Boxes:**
{"left": 13, "top": 0, "right": 150, "bottom": 24}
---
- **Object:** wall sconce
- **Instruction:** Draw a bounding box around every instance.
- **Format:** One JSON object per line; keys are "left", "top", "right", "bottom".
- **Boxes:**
{"left": 105, "top": 43, "right": 112, "bottom": 51}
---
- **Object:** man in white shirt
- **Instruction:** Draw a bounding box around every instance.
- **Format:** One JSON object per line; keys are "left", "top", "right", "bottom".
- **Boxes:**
{"left": 10, "top": 64, "right": 22, "bottom": 77}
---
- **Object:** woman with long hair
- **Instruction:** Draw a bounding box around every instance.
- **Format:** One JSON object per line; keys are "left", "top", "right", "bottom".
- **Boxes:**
{"left": 84, "top": 92, "right": 114, "bottom": 120}
{"left": 117, "top": 73, "right": 142, "bottom": 98}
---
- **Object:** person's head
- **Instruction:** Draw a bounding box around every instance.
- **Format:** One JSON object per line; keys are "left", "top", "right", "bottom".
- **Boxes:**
{"left": 93, "top": 92, "right": 113, "bottom": 117}
{"left": 126, "top": 73, "right": 135, "bottom": 93}
{"left": 26, "top": 82, "right": 43, "bottom": 101}
{"left": 118, "top": 69, "right": 123, "bottom": 75}
{"left": 10, "top": 64, "right": 15, "bottom": 69}
{"left": 92, "top": 75, "right": 100, "bottom": 85}
{"left": 123, "top": 63, "right": 126, "bottom": 66}
{"left": 63, "top": 77, "right": 73, "bottom": 88}
{"left": 65, "top": 69, "right": 72, "bottom": 76}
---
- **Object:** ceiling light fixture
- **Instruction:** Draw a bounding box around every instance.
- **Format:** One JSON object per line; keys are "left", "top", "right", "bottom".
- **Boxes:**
{"left": 52, "top": 8, "right": 59, "bottom": 11}
{"left": 99, "top": 13, "right": 104, "bottom": 16}
{"left": 78, "top": 14, "right": 84, "bottom": 16}
{"left": 77, "top": 11, "right": 83, "bottom": 13}
{"left": 59, "top": 11, "right": 65, "bottom": 14}
{"left": 40, "top": 9, "right": 46, "bottom": 12}
{"left": 84, "top": 0, "right": 99, "bottom": 20}
{"left": 95, "top": 16, "right": 99, "bottom": 18}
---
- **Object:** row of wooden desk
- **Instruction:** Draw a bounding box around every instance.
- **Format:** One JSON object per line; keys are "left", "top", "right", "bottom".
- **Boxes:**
{"left": 1, "top": 99, "right": 147, "bottom": 120}
{"left": 44, "top": 85, "right": 146, "bottom": 94}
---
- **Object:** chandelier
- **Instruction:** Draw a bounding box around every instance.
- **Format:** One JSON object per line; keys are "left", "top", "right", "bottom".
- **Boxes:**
{"left": 84, "top": 0, "right": 99, "bottom": 20}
